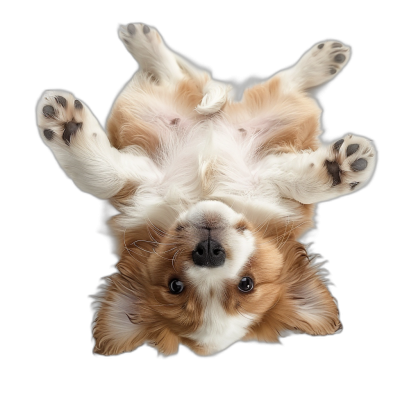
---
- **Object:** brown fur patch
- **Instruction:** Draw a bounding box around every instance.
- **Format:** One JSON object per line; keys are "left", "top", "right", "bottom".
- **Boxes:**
{"left": 245, "top": 240, "right": 341, "bottom": 342}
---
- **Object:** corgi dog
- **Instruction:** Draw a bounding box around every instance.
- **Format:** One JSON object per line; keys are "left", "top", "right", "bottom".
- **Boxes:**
{"left": 36, "top": 23, "right": 375, "bottom": 355}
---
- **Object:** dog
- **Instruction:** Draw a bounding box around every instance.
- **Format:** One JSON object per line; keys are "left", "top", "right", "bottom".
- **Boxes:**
{"left": 36, "top": 23, "right": 376, "bottom": 356}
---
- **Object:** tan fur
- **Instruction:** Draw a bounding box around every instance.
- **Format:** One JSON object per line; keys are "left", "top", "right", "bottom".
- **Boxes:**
{"left": 224, "top": 77, "right": 321, "bottom": 152}
{"left": 94, "top": 222, "right": 206, "bottom": 355}
{"left": 244, "top": 240, "right": 340, "bottom": 342}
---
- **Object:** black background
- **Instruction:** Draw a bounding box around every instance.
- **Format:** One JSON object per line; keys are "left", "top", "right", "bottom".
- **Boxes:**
{"left": 13, "top": 2, "right": 396, "bottom": 395}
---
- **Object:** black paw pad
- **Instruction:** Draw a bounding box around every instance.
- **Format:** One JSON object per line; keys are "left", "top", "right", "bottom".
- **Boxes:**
{"left": 332, "top": 42, "right": 343, "bottom": 48}
{"left": 349, "top": 182, "right": 359, "bottom": 189}
{"left": 74, "top": 100, "right": 83, "bottom": 110}
{"left": 346, "top": 144, "right": 359, "bottom": 157}
{"left": 43, "top": 105, "right": 55, "bottom": 118}
{"left": 334, "top": 54, "right": 346, "bottom": 63}
{"left": 330, "top": 68, "right": 337, "bottom": 75}
{"left": 127, "top": 23, "right": 136, "bottom": 34}
{"left": 351, "top": 159, "right": 368, "bottom": 171}
{"left": 333, "top": 139, "right": 344, "bottom": 152}
{"left": 325, "top": 160, "right": 341, "bottom": 186}
{"left": 143, "top": 25, "right": 150, "bottom": 34}
{"left": 62, "top": 121, "right": 81, "bottom": 145}
{"left": 55, "top": 96, "right": 67, "bottom": 108}
{"left": 43, "top": 129, "right": 54, "bottom": 140}
{"left": 318, "top": 43, "right": 324, "bottom": 49}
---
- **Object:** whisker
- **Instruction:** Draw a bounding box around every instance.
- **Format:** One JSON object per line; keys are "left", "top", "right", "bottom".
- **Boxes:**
{"left": 146, "top": 217, "right": 178, "bottom": 239}
{"left": 172, "top": 249, "right": 182, "bottom": 273}
{"left": 123, "top": 229, "right": 147, "bottom": 265}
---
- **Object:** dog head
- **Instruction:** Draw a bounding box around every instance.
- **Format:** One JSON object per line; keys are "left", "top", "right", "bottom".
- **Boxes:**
{"left": 93, "top": 200, "right": 341, "bottom": 355}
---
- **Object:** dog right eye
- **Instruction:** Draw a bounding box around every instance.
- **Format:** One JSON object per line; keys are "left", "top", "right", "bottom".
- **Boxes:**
{"left": 169, "top": 279, "right": 184, "bottom": 294}
{"left": 238, "top": 277, "right": 254, "bottom": 293}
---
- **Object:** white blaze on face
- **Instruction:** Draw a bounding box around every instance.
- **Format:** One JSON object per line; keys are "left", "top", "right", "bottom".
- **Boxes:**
{"left": 181, "top": 200, "right": 256, "bottom": 353}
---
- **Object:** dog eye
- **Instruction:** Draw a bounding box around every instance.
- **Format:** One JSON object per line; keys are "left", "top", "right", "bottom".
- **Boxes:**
{"left": 238, "top": 277, "right": 254, "bottom": 293}
{"left": 169, "top": 279, "right": 184, "bottom": 294}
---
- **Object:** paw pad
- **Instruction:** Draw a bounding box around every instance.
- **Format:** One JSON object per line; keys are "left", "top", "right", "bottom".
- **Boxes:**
{"left": 40, "top": 93, "right": 84, "bottom": 145}
{"left": 326, "top": 137, "right": 373, "bottom": 189}
{"left": 346, "top": 144, "right": 359, "bottom": 157}
{"left": 325, "top": 160, "right": 341, "bottom": 186}
{"left": 74, "top": 100, "right": 83, "bottom": 109}
{"left": 43, "top": 105, "right": 55, "bottom": 118}
{"left": 127, "top": 23, "right": 136, "bottom": 34}
{"left": 43, "top": 129, "right": 55, "bottom": 140}
{"left": 62, "top": 121, "right": 82, "bottom": 145}
{"left": 333, "top": 139, "right": 344, "bottom": 151}
{"left": 351, "top": 158, "right": 368, "bottom": 171}
{"left": 55, "top": 96, "right": 67, "bottom": 108}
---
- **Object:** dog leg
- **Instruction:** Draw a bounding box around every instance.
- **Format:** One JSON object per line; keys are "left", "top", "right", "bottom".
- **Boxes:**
{"left": 119, "top": 22, "right": 230, "bottom": 114}
{"left": 279, "top": 40, "right": 350, "bottom": 91}
{"left": 259, "top": 135, "right": 376, "bottom": 204}
{"left": 37, "top": 90, "right": 160, "bottom": 199}
{"left": 119, "top": 23, "right": 185, "bottom": 83}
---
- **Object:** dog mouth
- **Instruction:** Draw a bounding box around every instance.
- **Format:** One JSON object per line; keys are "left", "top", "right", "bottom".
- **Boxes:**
{"left": 182, "top": 200, "right": 239, "bottom": 229}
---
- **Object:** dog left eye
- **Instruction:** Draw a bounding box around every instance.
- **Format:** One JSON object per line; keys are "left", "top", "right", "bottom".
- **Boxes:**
{"left": 169, "top": 279, "right": 184, "bottom": 294}
{"left": 238, "top": 277, "right": 254, "bottom": 292}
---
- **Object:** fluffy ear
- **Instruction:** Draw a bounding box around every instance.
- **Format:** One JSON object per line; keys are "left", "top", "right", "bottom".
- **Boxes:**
{"left": 248, "top": 241, "right": 341, "bottom": 341}
{"left": 92, "top": 272, "right": 180, "bottom": 355}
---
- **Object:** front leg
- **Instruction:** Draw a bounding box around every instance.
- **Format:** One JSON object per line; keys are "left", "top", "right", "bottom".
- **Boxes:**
{"left": 261, "top": 135, "right": 376, "bottom": 204}
{"left": 36, "top": 90, "right": 160, "bottom": 199}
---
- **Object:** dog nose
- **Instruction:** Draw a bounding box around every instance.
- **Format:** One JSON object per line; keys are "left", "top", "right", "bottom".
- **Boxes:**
{"left": 192, "top": 239, "right": 226, "bottom": 267}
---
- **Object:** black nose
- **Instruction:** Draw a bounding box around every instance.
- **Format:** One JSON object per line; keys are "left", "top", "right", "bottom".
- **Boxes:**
{"left": 192, "top": 239, "right": 226, "bottom": 267}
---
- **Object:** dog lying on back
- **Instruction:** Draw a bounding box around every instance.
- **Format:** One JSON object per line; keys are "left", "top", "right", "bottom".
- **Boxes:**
{"left": 36, "top": 23, "right": 375, "bottom": 356}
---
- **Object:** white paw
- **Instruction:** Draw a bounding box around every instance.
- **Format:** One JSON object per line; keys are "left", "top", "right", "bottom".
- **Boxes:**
{"left": 324, "top": 135, "right": 376, "bottom": 191}
{"left": 37, "top": 90, "right": 102, "bottom": 147}
{"left": 293, "top": 40, "right": 351, "bottom": 88}
{"left": 118, "top": 23, "right": 183, "bottom": 81}
{"left": 119, "top": 23, "right": 162, "bottom": 58}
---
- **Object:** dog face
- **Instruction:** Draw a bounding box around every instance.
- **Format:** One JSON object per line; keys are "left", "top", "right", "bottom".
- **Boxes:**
{"left": 93, "top": 200, "right": 341, "bottom": 356}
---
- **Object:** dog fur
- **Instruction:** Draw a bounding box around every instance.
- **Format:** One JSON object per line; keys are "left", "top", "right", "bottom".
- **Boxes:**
{"left": 36, "top": 23, "right": 376, "bottom": 356}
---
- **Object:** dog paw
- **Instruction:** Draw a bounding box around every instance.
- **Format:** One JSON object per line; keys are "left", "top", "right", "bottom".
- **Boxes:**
{"left": 118, "top": 23, "right": 184, "bottom": 82}
{"left": 324, "top": 135, "right": 375, "bottom": 191}
{"left": 119, "top": 23, "right": 163, "bottom": 60}
{"left": 295, "top": 40, "right": 350, "bottom": 88}
{"left": 36, "top": 90, "right": 90, "bottom": 146}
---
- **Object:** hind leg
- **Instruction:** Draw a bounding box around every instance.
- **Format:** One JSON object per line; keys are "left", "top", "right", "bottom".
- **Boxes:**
{"left": 118, "top": 23, "right": 230, "bottom": 114}
{"left": 119, "top": 23, "right": 184, "bottom": 83}
{"left": 280, "top": 40, "right": 350, "bottom": 92}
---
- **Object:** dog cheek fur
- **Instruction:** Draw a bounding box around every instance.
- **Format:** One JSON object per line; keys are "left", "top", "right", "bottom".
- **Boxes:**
{"left": 92, "top": 271, "right": 183, "bottom": 356}
{"left": 244, "top": 240, "right": 341, "bottom": 342}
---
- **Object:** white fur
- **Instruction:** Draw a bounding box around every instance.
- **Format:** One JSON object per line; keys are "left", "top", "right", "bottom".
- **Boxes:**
{"left": 280, "top": 40, "right": 351, "bottom": 92}
{"left": 185, "top": 294, "right": 255, "bottom": 353}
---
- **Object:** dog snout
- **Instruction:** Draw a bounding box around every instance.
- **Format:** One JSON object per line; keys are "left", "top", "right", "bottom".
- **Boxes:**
{"left": 192, "top": 238, "right": 226, "bottom": 267}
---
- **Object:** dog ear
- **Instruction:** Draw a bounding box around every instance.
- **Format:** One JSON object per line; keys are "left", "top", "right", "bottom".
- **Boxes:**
{"left": 92, "top": 273, "right": 180, "bottom": 355}
{"left": 248, "top": 241, "right": 341, "bottom": 341}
